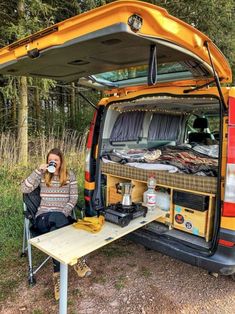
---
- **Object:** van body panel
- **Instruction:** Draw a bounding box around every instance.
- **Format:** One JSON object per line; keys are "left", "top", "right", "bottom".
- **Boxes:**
{"left": 0, "top": 0, "right": 231, "bottom": 85}
{"left": 84, "top": 181, "right": 95, "bottom": 190}
{"left": 221, "top": 217, "right": 235, "bottom": 231}
{"left": 219, "top": 228, "right": 235, "bottom": 243}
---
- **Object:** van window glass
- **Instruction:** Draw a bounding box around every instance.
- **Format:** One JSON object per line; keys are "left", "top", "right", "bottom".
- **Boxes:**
{"left": 110, "top": 111, "right": 145, "bottom": 142}
{"left": 95, "top": 62, "right": 192, "bottom": 83}
{"left": 186, "top": 115, "right": 220, "bottom": 142}
{"left": 148, "top": 113, "right": 182, "bottom": 141}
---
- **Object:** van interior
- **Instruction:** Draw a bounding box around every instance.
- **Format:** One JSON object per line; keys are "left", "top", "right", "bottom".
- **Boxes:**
{"left": 100, "top": 94, "right": 220, "bottom": 250}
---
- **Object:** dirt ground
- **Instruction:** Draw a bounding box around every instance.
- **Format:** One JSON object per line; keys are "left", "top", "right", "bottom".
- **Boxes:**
{"left": 1, "top": 238, "right": 235, "bottom": 314}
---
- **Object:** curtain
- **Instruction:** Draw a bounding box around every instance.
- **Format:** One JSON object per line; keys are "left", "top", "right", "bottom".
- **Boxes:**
{"left": 148, "top": 113, "right": 182, "bottom": 140}
{"left": 110, "top": 111, "right": 145, "bottom": 142}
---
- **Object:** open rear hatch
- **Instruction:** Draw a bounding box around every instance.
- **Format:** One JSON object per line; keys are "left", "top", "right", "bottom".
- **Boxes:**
{"left": 0, "top": 0, "right": 231, "bottom": 91}
{"left": 0, "top": 0, "right": 231, "bottom": 253}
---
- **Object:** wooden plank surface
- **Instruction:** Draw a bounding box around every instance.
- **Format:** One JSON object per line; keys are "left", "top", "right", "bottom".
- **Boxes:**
{"left": 29, "top": 209, "right": 163, "bottom": 266}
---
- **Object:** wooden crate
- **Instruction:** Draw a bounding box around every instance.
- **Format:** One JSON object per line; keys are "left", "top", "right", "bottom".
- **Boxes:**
{"left": 173, "top": 205, "right": 208, "bottom": 238}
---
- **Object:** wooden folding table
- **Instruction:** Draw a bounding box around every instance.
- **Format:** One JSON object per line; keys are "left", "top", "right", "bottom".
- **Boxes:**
{"left": 29, "top": 209, "right": 163, "bottom": 314}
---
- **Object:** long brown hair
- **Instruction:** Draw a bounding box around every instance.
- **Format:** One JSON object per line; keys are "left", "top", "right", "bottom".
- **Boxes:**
{"left": 44, "top": 148, "right": 68, "bottom": 187}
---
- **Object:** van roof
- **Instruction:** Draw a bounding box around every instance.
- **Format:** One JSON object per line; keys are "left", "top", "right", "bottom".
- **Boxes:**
{"left": 0, "top": 0, "right": 232, "bottom": 89}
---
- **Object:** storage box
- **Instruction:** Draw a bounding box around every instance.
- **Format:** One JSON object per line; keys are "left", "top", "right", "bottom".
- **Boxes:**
{"left": 173, "top": 191, "right": 209, "bottom": 211}
{"left": 173, "top": 205, "right": 208, "bottom": 237}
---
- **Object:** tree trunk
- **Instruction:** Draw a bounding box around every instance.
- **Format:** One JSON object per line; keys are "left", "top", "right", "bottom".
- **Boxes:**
{"left": 17, "top": 0, "right": 28, "bottom": 164}
{"left": 18, "top": 76, "right": 28, "bottom": 165}
{"left": 34, "top": 86, "right": 40, "bottom": 132}
{"left": 11, "top": 97, "right": 17, "bottom": 129}
{"left": 70, "top": 82, "right": 76, "bottom": 128}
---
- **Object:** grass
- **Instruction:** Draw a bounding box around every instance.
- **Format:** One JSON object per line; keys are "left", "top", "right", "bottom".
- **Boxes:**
{"left": 0, "top": 258, "right": 26, "bottom": 303}
{"left": 0, "top": 133, "right": 87, "bottom": 305}
{"left": 0, "top": 277, "right": 19, "bottom": 302}
{"left": 114, "top": 275, "right": 126, "bottom": 290}
{"left": 94, "top": 275, "right": 107, "bottom": 285}
{"left": 140, "top": 266, "right": 152, "bottom": 278}
{"left": 0, "top": 168, "right": 23, "bottom": 264}
{"left": 32, "top": 310, "right": 44, "bottom": 314}
{"left": 100, "top": 241, "right": 130, "bottom": 260}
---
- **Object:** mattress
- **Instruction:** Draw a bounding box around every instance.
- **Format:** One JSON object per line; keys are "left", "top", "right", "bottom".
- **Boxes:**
{"left": 101, "top": 162, "right": 217, "bottom": 194}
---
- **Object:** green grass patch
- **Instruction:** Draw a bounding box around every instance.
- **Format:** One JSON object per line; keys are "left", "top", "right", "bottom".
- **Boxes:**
{"left": 0, "top": 277, "right": 19, "bottom": 302}
{"left": 71, "top": 287, "right": 82, "bottom": 297}
{"left": 140, "top": 266, "right": 152, "bottom": 278}
{"left": 32, "top": 309, "right": 44, "bottom": 314}
{"left": 0, "top": 163, "right": 85, "bottom": 304}
{"left": 114, "top": 275, "right": 126, "bottom": 290}
{"left": 100, "top": 242, "right": 130, "bottom": 260}
{"left": 94, "top": 275, "right": 107, "bottom": 284}
{"left": 0, "top": 168, "right": 23, "bottom": 264}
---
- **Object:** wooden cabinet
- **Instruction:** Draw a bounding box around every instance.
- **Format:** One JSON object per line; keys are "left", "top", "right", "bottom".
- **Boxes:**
{"left": 104, "top": 173, "right": 215, "bottom": 242}
{"left": 173, "top": 206, "right": 208, "bottom": 237}
{"left": 106, "top": 175, "right": 147, "bottom": 204}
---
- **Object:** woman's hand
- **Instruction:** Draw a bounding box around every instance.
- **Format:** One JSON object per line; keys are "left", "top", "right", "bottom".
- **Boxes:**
{"left": 38, "top": 164, "right": 48, "bottom": 173}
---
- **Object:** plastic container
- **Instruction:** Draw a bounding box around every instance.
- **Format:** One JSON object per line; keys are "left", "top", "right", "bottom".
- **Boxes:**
{"left": 155, "top": 191, "right": 170, "bottom": 211}
{"left": 143, "top": 177, "right": 157, "bottom": 211}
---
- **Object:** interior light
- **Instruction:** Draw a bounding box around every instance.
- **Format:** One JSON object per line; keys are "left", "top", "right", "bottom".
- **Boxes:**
{"left": 128, "top": 14, "right": 143, "bottom": 32}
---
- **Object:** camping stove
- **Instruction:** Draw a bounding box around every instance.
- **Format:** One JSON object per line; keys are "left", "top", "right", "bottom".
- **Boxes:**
{"left": 101, "top": 203, "right": 147, "bottom": 227}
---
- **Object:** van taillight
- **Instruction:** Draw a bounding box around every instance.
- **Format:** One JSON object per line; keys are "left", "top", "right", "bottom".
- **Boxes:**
{"left": 85, "top": 148, "right": 91, "bottom": 181}
{"left": 223, "top": 97, "right": 235, "bottom": 217}
{"left": 218, "top": 239, "right": 235, "bottom": 247}
{"left": 85, "top": 111, "right": 97, "bottom": 182}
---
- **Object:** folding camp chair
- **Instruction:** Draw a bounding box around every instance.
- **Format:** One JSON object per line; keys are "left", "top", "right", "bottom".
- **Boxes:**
{"left": 21, "top": 187, "right": 78, "bottom": 285}
{"left": 21, "top": 187, "right": 49, "bottom": 285}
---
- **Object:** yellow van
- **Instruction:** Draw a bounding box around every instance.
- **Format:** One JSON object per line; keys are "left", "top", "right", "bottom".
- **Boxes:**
{"left": 0, "top": 0, "right": 234, "bottom": 278}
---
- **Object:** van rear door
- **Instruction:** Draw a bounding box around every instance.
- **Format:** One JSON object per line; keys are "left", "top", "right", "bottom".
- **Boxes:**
{"left": 0, "top": 1, "right": 232, "bottom": 90}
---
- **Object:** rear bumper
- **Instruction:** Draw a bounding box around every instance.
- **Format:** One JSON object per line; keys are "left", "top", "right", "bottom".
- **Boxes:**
{"left": 128, "top": 227, "right": 235, "bottom": 275}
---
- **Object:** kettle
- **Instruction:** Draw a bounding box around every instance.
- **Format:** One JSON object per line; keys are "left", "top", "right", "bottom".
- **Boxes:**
{"left": 116, "top": 182, "right": 134, "bottom": 206}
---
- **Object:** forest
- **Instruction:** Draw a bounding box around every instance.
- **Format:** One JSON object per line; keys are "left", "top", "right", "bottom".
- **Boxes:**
{"left": 0, "top": 0, "right": 234, "bottom": 166}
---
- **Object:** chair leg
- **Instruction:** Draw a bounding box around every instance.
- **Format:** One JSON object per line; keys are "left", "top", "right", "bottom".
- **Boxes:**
{"left": 25, "top": 219, "right": 36, "bottom": 285}
{"left": 21, "top": 218, "right": 27, "bottom": 257}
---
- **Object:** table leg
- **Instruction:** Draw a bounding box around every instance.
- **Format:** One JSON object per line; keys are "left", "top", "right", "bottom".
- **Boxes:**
{"left": 59, "top": 262, "right": 68, "bottom": 314}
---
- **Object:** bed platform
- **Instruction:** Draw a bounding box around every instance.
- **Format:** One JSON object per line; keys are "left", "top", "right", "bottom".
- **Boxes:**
{"left": 101, "top": 162, "right": 217, "bottom": 194}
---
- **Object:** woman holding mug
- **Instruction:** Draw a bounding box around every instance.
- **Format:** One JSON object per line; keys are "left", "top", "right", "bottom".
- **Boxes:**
{"left": 21, "top": 147, "right": 91, "bottom": 300}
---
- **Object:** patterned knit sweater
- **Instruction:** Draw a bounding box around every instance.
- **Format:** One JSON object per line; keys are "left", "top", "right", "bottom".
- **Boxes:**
{"left": 21, "top": 169, "right": 78, "bottom": 217}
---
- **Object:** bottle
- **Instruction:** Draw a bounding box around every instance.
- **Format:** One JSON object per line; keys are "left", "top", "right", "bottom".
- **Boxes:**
{"left": 143, "top": 176, "right": 157, "bottom": 211}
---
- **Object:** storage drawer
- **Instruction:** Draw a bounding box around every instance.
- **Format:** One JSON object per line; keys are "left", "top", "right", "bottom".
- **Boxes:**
{"left": 173, "top": 205, "right": 208, "bottom": 237}
{"left": 173, "top": 191, "right": 209, "bottom": 211}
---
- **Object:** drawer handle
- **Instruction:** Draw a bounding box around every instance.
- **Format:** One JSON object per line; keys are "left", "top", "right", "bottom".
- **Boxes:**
{"left": 185, "top": 209, "right": 194, "bottom": 214}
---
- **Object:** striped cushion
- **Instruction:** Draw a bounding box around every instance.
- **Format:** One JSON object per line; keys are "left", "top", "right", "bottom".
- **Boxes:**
{"left": 101, "top": 162, "right": 217, "bottom": 194}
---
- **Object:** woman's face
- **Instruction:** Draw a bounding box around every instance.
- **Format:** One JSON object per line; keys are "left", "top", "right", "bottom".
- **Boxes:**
{"left": 48, "top": 153, "right": 61, "bottom": 174}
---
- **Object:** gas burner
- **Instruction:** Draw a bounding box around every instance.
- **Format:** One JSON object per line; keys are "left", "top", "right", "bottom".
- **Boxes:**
{"left": 101, "top": 202, "right": 148, "bottom": 227}
{"left": 110, "top": 202, "right": 142, "bottom": 213}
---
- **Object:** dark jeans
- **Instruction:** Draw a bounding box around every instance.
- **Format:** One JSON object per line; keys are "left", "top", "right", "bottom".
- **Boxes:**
{"left": 35, "top": 212, "right": 71, "bottom": 272}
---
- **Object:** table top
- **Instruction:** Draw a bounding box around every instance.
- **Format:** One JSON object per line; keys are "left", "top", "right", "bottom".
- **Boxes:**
{"left": 29, "top": 209, "right": 163, "bottom": 265}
